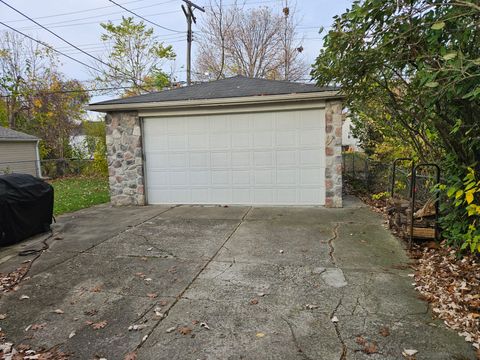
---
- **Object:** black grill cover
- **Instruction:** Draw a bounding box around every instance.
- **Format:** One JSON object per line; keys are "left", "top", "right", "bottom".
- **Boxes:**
{"left": 0, "top": 174, "right": 54, "bottom": 245}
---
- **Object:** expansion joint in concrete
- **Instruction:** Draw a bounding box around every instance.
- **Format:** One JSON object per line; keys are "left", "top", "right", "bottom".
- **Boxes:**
{"left": 133, "top": 206, "right": 253, "bottom": 352}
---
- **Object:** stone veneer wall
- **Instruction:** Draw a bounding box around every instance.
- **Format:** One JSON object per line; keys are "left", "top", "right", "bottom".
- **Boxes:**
{"left": 105, "top": 111, "right": 145, "bottom": 206}
{"left": 324, "top": 100, "right": 343, "bottom": 208}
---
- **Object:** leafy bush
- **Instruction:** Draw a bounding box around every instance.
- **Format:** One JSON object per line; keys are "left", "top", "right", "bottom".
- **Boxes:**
{"left": 440, "top": 167, "right": 480, "bottom": 254}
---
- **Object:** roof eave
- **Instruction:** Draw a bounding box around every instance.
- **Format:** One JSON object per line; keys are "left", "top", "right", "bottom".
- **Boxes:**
{"left": 86, "top": 91, "right": 344, "bottom": 112}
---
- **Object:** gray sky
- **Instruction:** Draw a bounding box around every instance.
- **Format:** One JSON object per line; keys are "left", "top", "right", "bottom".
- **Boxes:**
{"left": 0, "top": 0, "right": 352, "bottom": 102}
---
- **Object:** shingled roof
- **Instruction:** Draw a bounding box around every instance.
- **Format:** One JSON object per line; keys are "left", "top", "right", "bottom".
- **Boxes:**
{"left": 90, "top": 75, "right": 338, "bottom": 106}
{"left": 0, "top": 126, "right": 38, "bottom": 142}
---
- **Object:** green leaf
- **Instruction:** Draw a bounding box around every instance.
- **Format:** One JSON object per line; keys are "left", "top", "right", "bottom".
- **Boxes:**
{"left": 455, "top": 189, "right": 464, "bottom": 199}
{"left": 447, "top": 187, "right": 457, "bottom": 198}
{"left": 425, "top": 81, "right": 439, "bottom": 88}
{"left": 431, "top": 21, "right": 445, "bottom": 30}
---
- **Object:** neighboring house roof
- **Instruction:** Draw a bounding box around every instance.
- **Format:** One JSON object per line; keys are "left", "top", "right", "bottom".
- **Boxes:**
{"left": 0, "top": 126, "right": 38, "bottom": 142}
{"left": 88, "top": 76, "right": 341, "bottom": 111}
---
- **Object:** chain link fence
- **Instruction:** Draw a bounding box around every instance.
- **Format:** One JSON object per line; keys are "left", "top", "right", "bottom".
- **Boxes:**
{"left": 0, "top": 158, "right": 95, "bottom": 179}
{"left": 343, "top": 152, "right": 441, "bottom": 206}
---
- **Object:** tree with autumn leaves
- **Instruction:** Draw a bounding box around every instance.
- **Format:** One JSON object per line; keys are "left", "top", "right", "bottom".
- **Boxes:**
{"left": 0, "top": 32, "right": 90, "bottom": 159}
{"left": 312, "top": 0, "right": 480, "bottom": 253}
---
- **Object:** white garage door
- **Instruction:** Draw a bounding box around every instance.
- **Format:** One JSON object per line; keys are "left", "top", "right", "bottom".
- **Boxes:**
{"left": 143, "top": 109, "right": 326, "bottom": 205}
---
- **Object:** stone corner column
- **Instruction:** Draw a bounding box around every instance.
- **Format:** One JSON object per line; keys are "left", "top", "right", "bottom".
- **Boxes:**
{"left": 325, "top": 100, "right": 343, "bottom": 208}
{"left": 105, "top": 111, "right": 146, "bottom": 206}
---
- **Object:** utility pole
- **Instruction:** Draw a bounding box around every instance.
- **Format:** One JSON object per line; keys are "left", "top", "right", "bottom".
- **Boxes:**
{"left": 181, "top": 0, "right": 205, "bottom": 86}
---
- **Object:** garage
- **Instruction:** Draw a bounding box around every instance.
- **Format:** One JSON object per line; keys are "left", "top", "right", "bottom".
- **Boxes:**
{"left": 88, "top": 76, "right": 344, "bottom": 207}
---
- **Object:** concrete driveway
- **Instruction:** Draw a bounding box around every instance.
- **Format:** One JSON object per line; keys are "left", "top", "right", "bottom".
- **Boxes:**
{"left": 0, "top": 198, "right": 475, "bottom": 359}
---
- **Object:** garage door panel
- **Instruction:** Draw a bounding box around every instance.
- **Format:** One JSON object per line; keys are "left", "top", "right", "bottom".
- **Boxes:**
{"left": 144, "top": 109, "right": 326, "bottom": 205}
{"left": 300, "top": 130, "right": 324, "bottom": 146}
{"left": 232, "top": 170, "right": 250, "bottom": 185}
{"left": 187, "top": 134, "right": 209, "bottom": 149}
{"left": 300, "top": 168, "right": 324, "bottom": 185}
{"left": 211, "top": 152, "right": 230, "bottom": 167}
{"left": 276, "top": 131, "right": 297, "bottom": 147}
{"left": 300, "top": 149, "right": 324, "bottom": 166}
{"left": 167, "top": 118, "right": 186, "bottom": 134}
{"left": 277, "top": 169, "right": 297, "bottom": 185}
{"left": 253, "top": 151, "right": 273, "bottom": 167}
{"left": 209, "top": 133, "right": 231, "bottom": 149}
{"left": 232, "top": 133, "right": 251, "bottom": 148}
{"left": 276, "top": 150, "right": 297, "bottom": 167}
{"left": 231, "top": 152, "right": 250, "bottom": 167}
{"left": 190, "top": 170, "right": 210, "bottom": 185}
{"left": 254, "top": 169, "right": 274, "bottom": 185}
{"left": 253, "top": 132, "right": 273, "bottom": 147}
{"left": 212, "top": 170, "right": 230, "bottom": 185}
{"left": 189, "top": 152, "right": 210, "bottom": 167}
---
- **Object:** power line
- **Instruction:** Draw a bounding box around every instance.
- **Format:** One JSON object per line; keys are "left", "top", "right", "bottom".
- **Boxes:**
{"left": 2, "top": 0, "right": 170, "bottom": 24}
{"left": 0, "top": 21, "right": 101, "bottom": 73}
{"left": 108, "top": 0, "right": 185, "bottom": 33}
{"left": 0, "top": 0, "right": 147, "bottom": 89}
{"left": 16, "top": 9, "right": 180, "bottom": 32}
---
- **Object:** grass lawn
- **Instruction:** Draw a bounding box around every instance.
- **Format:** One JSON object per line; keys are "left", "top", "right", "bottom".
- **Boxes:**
{"left": 49, "top": 176, "right": 110, "bottom": 216}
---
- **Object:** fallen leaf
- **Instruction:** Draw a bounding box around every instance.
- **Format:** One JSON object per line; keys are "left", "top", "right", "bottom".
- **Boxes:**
{"left": 256, "top": 332, "right": 265, "bottom": 338}
{"left": 178, "top": 326, "right": 192, "bottom": 335}
{"left": 124, "top": 352, "right": 137, "bottom": 360}
{"left": 69, "top": 331, "right": 76, "bottom": 339}
{"left": 200, "top": 322, "right": 210, "bottom": 330}
{"left": 331, "top": 316, "right": 339, "bottom": 323}
{"left": 364, "top": 341, "right": 378, "bottom": 354}
{"left": 84, "top": 309, "right": 98, "bottom": 316}
{"left": 144, "top": 278, "right": 153, "bottom": 282}
{"left": 279, "top": 250, "right": 284, "bottom": 254}
{"left": 250, "top": 298, "right": 259, "bottom": 305}
{"left": 0, "top": 314, "right": 7, "bottom": 320}
{"left": 20, "top": 295, "right": 30, "bottom": 300}
{"left": 166, "top": 326, "right": 176, "bottom": 333}
{"left": 52, "top": 309, "right": 64, "bottom": 314}
{"left": 355, "top": 335, "right": 367, "bottom": 346}
{"left": 305, "top": 304, "right": 319, "bottom": 310}
{"left": 154, "top": 307, "right": 163, "bottom": 317}
{"left": 403, "top": 349, "right": 418, "bottom": 357}
{"left": 379, "top": 326, "right": 390, "bottom": 337}
{"left": 30, "top": 323, "right": 46, "bottom": 331}
{"left": 25, "top": 325, "right": 32, "bottom": 332}
{"left": 146, "top": 247, "right": 153, "bottom": 251}
{"left": 128, "top": 324, "right": 147, "bottom": 331}
{"left": 92, "top": 320, "right": 107, "bottom": 330}
{"left": 257, "top": 292, "right": 266, "bottom": 297}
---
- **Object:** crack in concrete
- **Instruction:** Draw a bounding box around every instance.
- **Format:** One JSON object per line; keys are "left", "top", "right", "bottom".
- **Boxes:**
{"left": 211, "top": 245, "right": 236, "bottom": 280}
{"left": 129, "top": 231, "right": 177, "bottom": 259}
{"left": 330, "top": 296, "right": 347, "bottom": 360}
{"left": 133, "top": 206, "right": 253, "bottom": 352}
{"left": 327, "top": 224, "right": 340, "bottom": 266}
{"left": 282, "top": 317, "right": 314, "bottom": 360}
{"left": 25, "top": 206, "right": 179, "bottom": 282}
